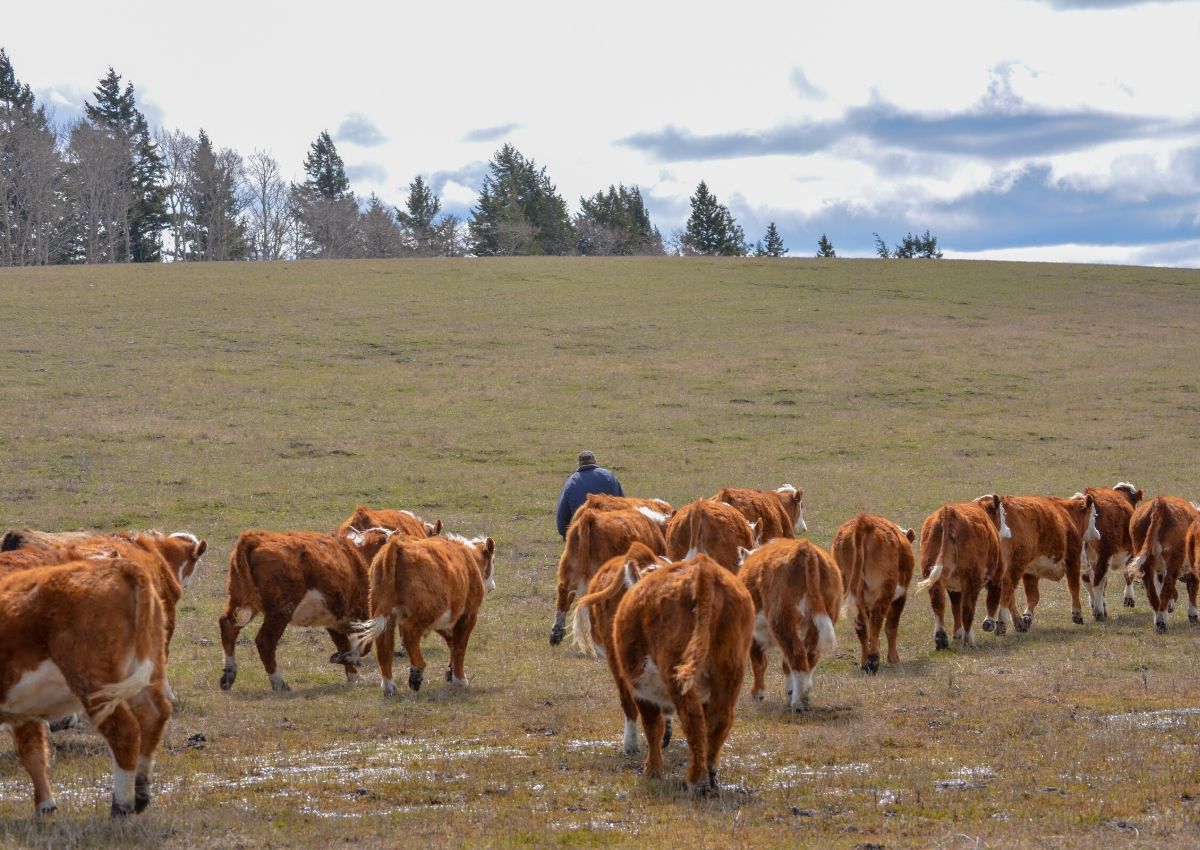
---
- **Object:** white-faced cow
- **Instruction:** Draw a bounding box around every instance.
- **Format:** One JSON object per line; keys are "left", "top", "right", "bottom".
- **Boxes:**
{"left": 336, "top": 505, "right": 441, "bottom": 539}
{"left": 572, "top": 541, "right": 671, "bottom": 754}
{"left": 832, "top": 514, "right": 915, "bottom": 673}
{"left": 1126, "top": 496, "right": 1200, "bottom": 632}
{"left": 712, "top": 484, "right": 806, "bottom": 541}
{"left": 551, "top": 505, "right": 666, "bottom": 646}
{"left": 613, "top": 553, "right": 755, "bottom": 794}
{"left": 983, "top": 494, "right": 1098, "bottom": 631}
{"left": 0, "top": 557, "right": 171, "bottom": 817}
{"left": 738, "top": 538, "right": 842, "bottom": 709}
{"left": 351, "top": 533, "right": 496, "bottom": 695}
{"left": 918, "top": 498, "right": 1003, "bottom": 648}
{"left": 1074, "top": 482, "right": 1142, "bottom": 619}
{"left": 218, "top": 528, "right": 390, "bottom": 692}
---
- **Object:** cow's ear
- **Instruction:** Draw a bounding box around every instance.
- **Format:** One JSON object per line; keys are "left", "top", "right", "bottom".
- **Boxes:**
{"left": 1133, "top": 489, "right": 1144, "bottom": 504}
{"left": 905, "top": 527, "right": 915, "bottom": 543}
{"left": 794, "top": 488, "right": 804, "bottom": 504}
{"left": 194, "top": 539, "right": 208, "bottom": 558}
{"left": 992, "top": 494, "right": 1002, "bottom": 511}
{"left": 485, "top": 537, "right": 495, "bottom": 556}
{"left": 1085, "top": 494, "right": 1094, "bottom": 509}
{"left": 736, "top": 546, "right": 753, "bottom": 567}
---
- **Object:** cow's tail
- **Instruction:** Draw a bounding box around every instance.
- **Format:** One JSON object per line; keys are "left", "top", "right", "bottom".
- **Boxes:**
{"left": 351, "top": 539, "right": 399, "bottom": 657}
{"left": 838, "top": 519, "right": 867, "bottom": 625}
{"left": 572, "top": 568, "right": 626, "bottom": 658}
{"left": 674, "top": 564, "right": 715, "bottom": 694}
{"left": 917, "top": 508, "right": 950, "bottom": 593}
{"left": 804, "top": 546, "right": 837, "bottom": 656}
{"left": 90, "top": 562, "right": 158, "bottom": 724}
{"left": 686, "top": 503, "right": 705, "bottom": 558}
{"left": 1126, "top": 497, "right": 1165, "bottom": 581}
{"left": 227, "top": 534, "right": 264, "bottom": 626}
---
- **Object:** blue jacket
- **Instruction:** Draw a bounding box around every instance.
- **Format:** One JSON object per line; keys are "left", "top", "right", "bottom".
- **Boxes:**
{"left": 556, "top": 465, "right": 624, "bottom": 537}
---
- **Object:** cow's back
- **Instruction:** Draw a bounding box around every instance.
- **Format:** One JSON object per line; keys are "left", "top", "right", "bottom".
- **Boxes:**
{"left": 665, "top": 499, "right": 755, "bottom": 569}
{"left": 713, "top": 488, "right": 793, "bottom": 541}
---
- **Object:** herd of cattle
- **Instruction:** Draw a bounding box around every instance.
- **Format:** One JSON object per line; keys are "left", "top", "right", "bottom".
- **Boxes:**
{"left": 1, "top": 482, "right": 1198, "bottom": 812}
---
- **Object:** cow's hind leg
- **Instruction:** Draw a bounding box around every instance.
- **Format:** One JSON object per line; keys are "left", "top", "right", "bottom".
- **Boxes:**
{"left": 11, "top": 721, "right": 56, "bottom": 816}
{"left": 327, "top": 629, "right": 360, "bottom": 682}
{"left": 703, "top": 681, "right": 741, "bottom": 792}
{"left": 671, "top": 685, "right": 710, "bottom": 793}
{"left": 92, "top": 704, "right": 141, "bottom": 817}
{"left": 929, "top": 583, "right": 950, "bottom": 650}
{"left": 218, "top": 606, "right": 248, "bottom": 690}
{"left": 401, "top": 622, "right": 429, "bottom": 691}
{"left": 444, "top": 611, "right": 479, "bottom": 687}
{"left": 749, "top": 640, "right": 769, "bottom": 700}
{"left": 864, "top": 598, "right": 886, "bottom": 674}
{"left": 1021, "top": 574, "right": 1040, "bottom": 630}
{"left": 636, "top": 699, "right": 667, "bottom": 780}
{"left": 254, "top": 614, "right": 291, "bottom": 692}
{"left": 1184, "top": 572, "right": 1199, "bottom": 624}
{"left": 130, "top": 688, "right": 171, "bottom": 813}
{"left": 885, "top": 593, "right": 907, "bottom": 664}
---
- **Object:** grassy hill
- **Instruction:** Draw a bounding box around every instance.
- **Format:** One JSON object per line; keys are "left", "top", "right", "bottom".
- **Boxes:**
{"left": 1, "top": 257, "right": 1198, "bottom": 848}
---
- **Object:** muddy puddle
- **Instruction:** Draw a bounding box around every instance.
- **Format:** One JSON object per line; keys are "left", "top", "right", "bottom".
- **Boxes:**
{"left": 1101, "top": 707, "right": 1200, "bottom": 730}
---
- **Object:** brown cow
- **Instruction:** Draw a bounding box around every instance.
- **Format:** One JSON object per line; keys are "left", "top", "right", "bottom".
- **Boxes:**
{"left": 1074, "top": 482, "right": 1143, "bottom": 619}
{"left": 351, "top": 533, "right": 496, "bottom": 695}
{"left": 918, "top": 498, "right": 1003, "bottom": 648}
{"left": 983, "top": 494, "right": 1098, "bottom": 631}
{"left": 832, "top": 514, "right": 915, "bottom": 673}
{"left": 1126, "top": 496, "right": 1200, "bottom": 632}
{"left": 0, "top": 557, "right": 171, "bottom": 817}
{"left": 582, "top": 492, "right": 674, "bottom": 522}
{"left": 713, "top": 484, "right": 806, "bottom": 541}
{"left": 613, "top": 553, "right": 755, "bottom": 794}
{"left": 665, "top": 498, "right": 758, "bottom": 572}
{"left": 738, "top": 538, "right": 842, "bottom": 708}
{"left": 3, "top": 529, "right": 207, "bottom": 700}
{"left": 572, "top": 541, "right": 671, "bottom": 753}
{"left": 218, "top": 528, "right": 390, "bottom": 692}
{"left": 550, "top": 506, "right": 666, "bottom": 646}
{"left": 336, "top": 505, "right": 441, "bottom": 538}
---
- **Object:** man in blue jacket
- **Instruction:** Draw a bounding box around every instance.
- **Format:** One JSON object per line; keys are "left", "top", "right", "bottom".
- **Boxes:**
{"left": 555, "top": 450, "right": 624, "bottom": 538}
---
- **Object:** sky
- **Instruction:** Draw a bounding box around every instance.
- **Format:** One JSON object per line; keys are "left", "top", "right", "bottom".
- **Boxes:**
{"left": 7, "top": 0, "right": 1200, "bottom": 266}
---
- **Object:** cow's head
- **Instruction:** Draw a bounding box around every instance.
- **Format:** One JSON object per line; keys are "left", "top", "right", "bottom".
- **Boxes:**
{"left": 471, "top": 536, "right": 497, "bottom": 593}
{"left": 776, "top": 484, "right": 807, "bottom": 534}
{"left": 425, "top": 518, "right": 443, "bottom": 536}
{"left": 975, "top": 494, "right": 1011, "bottom": 540}
{"left": 1062, "top": 494, "right": 1100, "bottom": 544}
{"left": 162, "top": 531, "right": 207, "bottom": 587}
{"left": 1114, "top": 482, "right": 1143, "bottom": 507}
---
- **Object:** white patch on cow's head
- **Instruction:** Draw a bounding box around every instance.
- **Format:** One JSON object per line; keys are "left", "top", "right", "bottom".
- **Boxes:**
{"left": 995, "top": 499, "right": 1012, "bottom": 540}
{"left": 636, "top": 505, "right": 670, "bottom": 526}
{"left": 748, "top": 519, "right": 761, "bottom": 546}
{"left": 347, "top": 526, "right": 395, "bottom": 546}
{"left": 1085, "top": 504, "right": 1101, "bottom": 542}
{"left": 1114, "top": 482, "right": 1138, "bottom": 495}
{"left": 736, "top": 545, "right": 755, "bottom": 568}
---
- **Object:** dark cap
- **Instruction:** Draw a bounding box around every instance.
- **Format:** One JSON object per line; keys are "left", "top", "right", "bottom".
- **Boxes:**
{"left": 578, "top": 450, "right": 597, "bottom": 467}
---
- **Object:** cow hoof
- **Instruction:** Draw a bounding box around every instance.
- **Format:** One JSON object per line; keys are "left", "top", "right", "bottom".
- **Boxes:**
{"left": 1022, "top": 612, "right": 1033, "bottom": 627}
{"left": 408, "top": 667, "right": 423, "bottom": 692}
{"left": 1013, "top": 618, "right": 1029, "bottom": 634}
{"left": 549, "top": 626, "right": 565, "bottom": 647}
{"left": 1094, "top": 610, "right": 1107, "bottom": 623}
{"left": 446, "top": 665, "right": 453, "bottom": 682}
{"left": 1168, "top": 600, "right": 1176, "bottom": 614}
{"left": 35, "top": 800, "right": 57, "bottom": 817}
{"left": 1072, "top": 610, "right": 1085, "bottom": 625}
{"left": 1189, "top": 614, "right": 1199, "bottom": 625}
{"left": 393, "top": 648, "right": 408, "bottom": 658}
{"left": 751, "top": 690, "right": 765, "bottom": 701}
{"left": 1124, "top": 596, "right": 1136, "bottom": 608}
{"left": 219, "top": 668, "right": 236, "bottom": 691}
{"left": 1155, "top": 620, "right": 1168, "bottom": 634}
{"left": 791, "top": 700, "right": 812, "bottom": 713}
{"left": 934, "top": 632, "right": 949, "bottom": 651}
{"left": 48, "top": 714, "right": 79, "bottom": 732}
{"left": 689, "top": 777, "right": 714, "bottom": 796}
{"left": 110, "top": 801, "right": 134, "bottom": 818}
{"left": 994, "top": 620, "right": 1007, "bottom": 636}
{"left": 382, "top": 679, "right": 398, "bottom": 698}
{"left": 269, "top": 676, "right": 290, "bottom": 693}
{"left": 662, "top": 720, "right": 672, "bottom": 749}
{"left": 981, "top": 618, "right": 995, "bottom": 632}
{"left": 134, "top": 781, "right": 151, "bottom": 814}
{"left": 864, "top": 655, "right": 880, "bottom": 675}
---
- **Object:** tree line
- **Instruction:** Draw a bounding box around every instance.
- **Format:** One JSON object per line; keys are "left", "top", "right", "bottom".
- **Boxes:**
{"left": 0, "top": 51, "right": 941, "bottom": 266}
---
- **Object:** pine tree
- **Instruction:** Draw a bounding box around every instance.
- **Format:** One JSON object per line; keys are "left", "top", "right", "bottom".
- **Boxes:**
{"left": 185, "top": 129, "right": 246, "bottom": 261}
{"left": 469, "top": 144, "right": 574, "bottom": 256}
{"left": 756, "top": 222, "right": 787, "bottom": 257}
{"left": 396, "top": 175, "right": 441, "bottom": 255}
{"left": 873, "top": 232, "right": 891, "bottom": 259}
{"left": 576, "top": 184, "right": 662, "bottom": 255}
{"left": 681, "top": 181, "right": 746, "bottom": 256}
{"left": 83, "top": 68, "right": 166, "bottom": 262}
{"left": 302, "top": 131, "right": 350, "bottom": 201}
{"left": 816, "top": 233, "right": 836, "bottom": 258}
{"left": 361, "top": 193, "right": 403, "bottom": 258}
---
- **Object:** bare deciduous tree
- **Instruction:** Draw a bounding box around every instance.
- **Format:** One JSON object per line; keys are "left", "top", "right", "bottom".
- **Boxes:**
{"left": 244, "top": 150, "right": 291, "bottom": 260}
{"left": 156, "top": 128, "right": 196, "bottom": 262}
{"left": 66, "top": 120, "right": 132, "bottom": 263}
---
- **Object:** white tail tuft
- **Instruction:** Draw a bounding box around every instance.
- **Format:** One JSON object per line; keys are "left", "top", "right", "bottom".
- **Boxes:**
{"left": 916, "top": 562, "right": 944, "bottom": 593}
{"left": 349, "top": 617, "right": 389, "bottom": 657}
{"left": 571, "top": 603, "right": 597, "bottom": 657}
{"left": 89, "top": 659, "right": 154, "bottom": 725}
{"left": 842, "top": 593, "right": 859, "bottom": 624}
{"left": 814, "top": 614, "right": 836, "bottom": 655}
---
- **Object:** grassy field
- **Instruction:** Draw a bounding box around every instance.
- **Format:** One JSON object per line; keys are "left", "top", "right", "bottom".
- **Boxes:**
{"left": 1, "top": 256, "right": 1199, "bottom": 849}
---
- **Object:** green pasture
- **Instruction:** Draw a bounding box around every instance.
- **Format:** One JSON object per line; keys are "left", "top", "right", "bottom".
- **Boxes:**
{"left": 0, "top": 257, "right": 1198, "bottom": 848}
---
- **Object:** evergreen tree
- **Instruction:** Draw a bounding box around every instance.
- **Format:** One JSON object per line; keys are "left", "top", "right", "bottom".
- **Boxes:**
{"left": 469, "top": 144, "right": 574, "bottom": 256}
{"left": 396, "top": 175, "right": 441, "bottom": 255}
{"left": 755, "top": 221, "right": 787, "bottom": 257}
{"left": 879, "top": 229, "right": 943, "bottom": 259}
{"left": 83, "top": 68, "right": 166, "bottom": 262}
{"left": 302, "top": 130, "right": 350, "bottom": 201}
{"left": 361, "top": 193, "right": 403, "bottom": 258}
{"left": 576, "top": 184, "right": 662, "bottom": 255}
{"left": 681, "top": 181, "right": 746, "bottom": 256}
{"left": 0, "top": 49, "right": 69, "bottom": 265}
{"left": 185, "top": 129, "right": 246, "bottom": 261}
{"left": 873, "top": 232, "right": 891, "bottom": 259}
{"left": 816, "top": 233, "right": 836, "bottom": 258}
